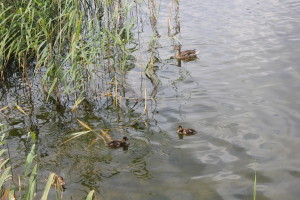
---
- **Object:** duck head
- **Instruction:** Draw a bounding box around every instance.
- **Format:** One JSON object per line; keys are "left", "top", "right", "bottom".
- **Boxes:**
{"left": 177, "top": 125, "right": 184, "bottom": 134}
{"left": 174, "top": 45, "right": 182, "bottom": 51}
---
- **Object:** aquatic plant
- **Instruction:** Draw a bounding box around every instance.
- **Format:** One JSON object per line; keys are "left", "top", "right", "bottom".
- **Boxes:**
{"left": 0, "top": 0, "right": 136, "bottom": 99}
{"left": 0, "top": 123, "right": 94, "bottom": 199}
{"left": 253, "top": 168, "right": 257, "bottom": 200}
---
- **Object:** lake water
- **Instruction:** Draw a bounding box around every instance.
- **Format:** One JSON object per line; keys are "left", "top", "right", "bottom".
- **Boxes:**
{"left": 1, "top": 0, "right": 300, "bottom": 199}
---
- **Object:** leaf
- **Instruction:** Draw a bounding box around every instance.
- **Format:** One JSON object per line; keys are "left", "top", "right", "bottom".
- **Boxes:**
{"left": 46, "top": 78, "right": 58, "bottom": 101}
{"left": 8, "top": 185, "right": 15, "bottom": 200}
{"left": 0, "top": 158, "right": 9, "bottom": 169}
{"left": 24, "top": 164, "right": 37, "bottom": 200}
{"left": 71, "top": 97, "right": 85, "bottom": 111}
{"left": 30, "top": 132, "right": 36, "bottom": 141}
{"left": 86, "top": 190, "right": 95, "bottom": 200}
{"left": 0, "top": 149, "right": 6, "bottom": 157}
{"left": 24, "top": 144, "right": 36, "bottom": 177}
{"left": 41, "top": 173, "right": 55, "bottom": 200}
{"left": 0, "top": 167, "right": 11, "bottom": 188}
{"left": 61, "top": 130, "right": 92, "bottom": 144}
{"left": 14, "top": 104, "right": 27, "bottom": 115}
{"left": 0, "top": 106, "right": 9, "bottom": 112}
{"left": 77, "top": 119, "right": 92, "bottom": 130}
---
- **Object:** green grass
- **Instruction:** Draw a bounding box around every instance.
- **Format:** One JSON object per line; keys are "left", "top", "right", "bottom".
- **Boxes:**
{"left": 0, "top": 0, "right": 137, "bottom": 103}
{"left": 253, "top": 168, "right": 257, "bottom": 200}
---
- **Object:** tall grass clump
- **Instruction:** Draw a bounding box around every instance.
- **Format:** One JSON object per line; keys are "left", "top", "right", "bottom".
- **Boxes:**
{"left": 0, "top": 0, "right": 137, "bottom": 102}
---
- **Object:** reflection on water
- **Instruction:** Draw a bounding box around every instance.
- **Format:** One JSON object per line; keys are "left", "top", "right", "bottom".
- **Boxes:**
{"left": 1, "top": 0, "right": 300, "bottom": 199}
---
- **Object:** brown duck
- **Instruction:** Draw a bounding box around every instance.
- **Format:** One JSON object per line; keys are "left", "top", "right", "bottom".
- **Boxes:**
{"left": 106, "top": 136, "right": 129, "bottom": 148}
{"left": 50, "top": 175, "right": 66, "bottom": 190}
{"left": 177, "top": 125, "right": 197, "bottom": 135}
{"left": 174, "top": 45, "right": 198, "bottom": 60}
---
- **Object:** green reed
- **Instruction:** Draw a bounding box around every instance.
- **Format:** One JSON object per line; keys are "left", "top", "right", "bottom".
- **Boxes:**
{"left": 253, "top": 168, "right": 257, "bottom": 200}
{"left": 0, "top": 0, "right": 137, "bottom": 102}
{"left": 0, "top": 0, "right": 165, "bottom": 122}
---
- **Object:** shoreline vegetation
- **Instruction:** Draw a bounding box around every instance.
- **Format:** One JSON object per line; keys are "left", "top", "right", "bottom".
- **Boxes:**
{"left": 0, "top": 123, "right": 94, "bottom": 199}
{"left": 0, "top": 0, "right": 172, "bottom": 121}
{"left": 0, "top": 0, "right": 175, "bottom": 198}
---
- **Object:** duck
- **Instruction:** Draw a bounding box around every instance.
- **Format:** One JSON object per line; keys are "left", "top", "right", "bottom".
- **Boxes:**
{"left": 57, "top": 176, "right": 66, "bottom": 186}
{"left": 174, "top": 45, "right": 198, "bottom": 60}
{"left": 50, "top": 175, "right": 66, "bottom": 190}
{"left": 177, "top": 125, "right": 197, "bottom": 135}
{"left": 106, "top": 136, "right": 129, "bottom": 148}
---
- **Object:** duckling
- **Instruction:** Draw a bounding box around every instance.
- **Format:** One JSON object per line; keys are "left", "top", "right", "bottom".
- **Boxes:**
{"left": 174, "top": 45, "right": 198, "bottom": 60}
{"left": 50, "top": 175, "right": 66, "bottom": 190}
{"left": 57, "top": 176, "right": 66, "bottom": 186}
{"left": 177, "top": 125, "right": 197, "bottom": 135}
{"left": 106, "top": 136, "right": 129, "bottom": 148}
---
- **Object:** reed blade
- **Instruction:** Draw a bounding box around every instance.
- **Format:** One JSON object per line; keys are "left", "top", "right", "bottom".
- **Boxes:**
{"left": 41, "top": 173, "right": 56, "bottom": 200}
{"left": 86, "top": 190, "right": 95, "bottom": 200}
{"left": 14, "top": 104, "right": 27, "bottom": 115}
{"left": 77, "top": 119, "right": 92, "bottom": 130}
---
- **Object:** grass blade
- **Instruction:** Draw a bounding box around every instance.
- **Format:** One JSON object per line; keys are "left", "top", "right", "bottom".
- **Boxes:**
{"left": 46, "top": 78, "right": 58, "bottom": 101}
{"left": 86, "top": 190, "right": 95, "bottom": 200}
{"left": 8, "top": 186, "right": 15, "bottom": 200}
{"left": 0, "top": 167, "right": 12, "bottom": 188}
{"left": 0, "top": 158, "right": 9, "bottom": 169}
{"left": 41, "top": 173, "right": 55, "bottom": 200}
{"left": 24, "top": 144, "right": 36, "bottom": 177}
{"left": 24, "top": 164, "right": 37, "bottom": 200}
{"left": 14, "top": 104, "right": 27, "bottom": 115}
{"left": 77, "top": 119, "right": 92, "bottom": 130}
{"left": 0, "top": 106, "right": 9, "bottom": 112}
{"left": 61, "top": 130, "right": 92, "bottom": 144}
{"left": 253, "top": 169, "right": 257, "bottom": 200}
{"left": 72, "top": 97, "right": 85, "bottom": 111}
{"left": 0, "top": 149, "right": 6, "bottom": 156}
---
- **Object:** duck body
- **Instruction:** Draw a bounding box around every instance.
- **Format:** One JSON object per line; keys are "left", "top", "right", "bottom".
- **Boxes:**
{"left": 106, "top": 136, "right": 129, "bottom": 148}
{"left": 175, "top": 45, "right": 198, "bottom": 60}
{"left": 177, "top": 125, "right": 197, "bottom": 136}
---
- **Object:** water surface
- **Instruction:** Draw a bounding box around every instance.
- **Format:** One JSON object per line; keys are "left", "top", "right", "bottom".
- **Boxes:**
{"left": 1, "top": 0, "right": 300, "bottom": 199}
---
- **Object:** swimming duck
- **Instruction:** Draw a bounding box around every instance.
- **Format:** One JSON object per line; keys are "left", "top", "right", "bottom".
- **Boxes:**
{"left": 174, "top": 45, "right": 198, "bottom": 60}
{"left": 177, "top": 125, "right": 197, "bottom": 135}
{"left": 106, "top": 136, "right": 129, "bottom": 148}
